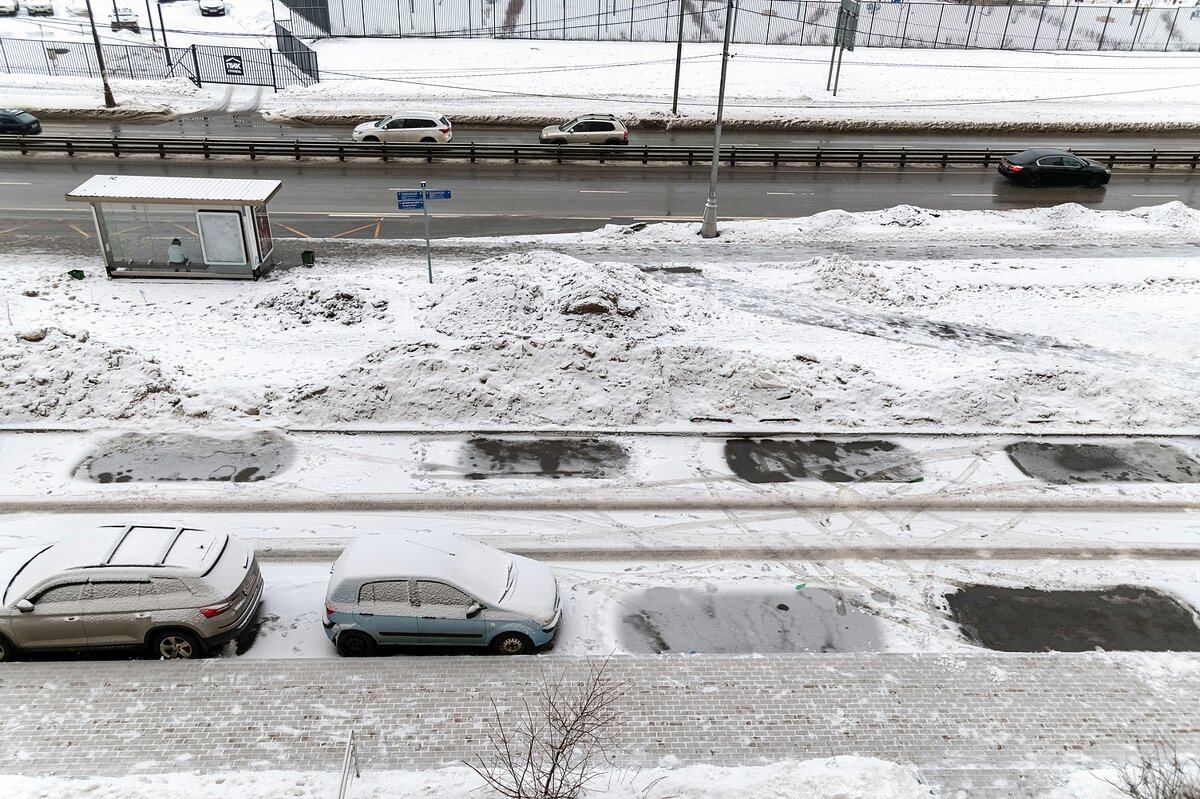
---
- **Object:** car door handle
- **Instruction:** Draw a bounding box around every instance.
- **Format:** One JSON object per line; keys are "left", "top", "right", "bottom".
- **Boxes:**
{"left": 359, "top": 612, "right": 374, "bottom": 617}
{"left": 64, "top": 617, "right": 80, "bottom": 622}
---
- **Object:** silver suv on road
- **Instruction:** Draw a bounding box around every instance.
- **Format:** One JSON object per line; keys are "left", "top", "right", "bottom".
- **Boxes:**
{"left": 540, "top": 113, "right": 629, "bottom": 145}
{"left": 0, "top": 525, "right": 263, "bottom": 661}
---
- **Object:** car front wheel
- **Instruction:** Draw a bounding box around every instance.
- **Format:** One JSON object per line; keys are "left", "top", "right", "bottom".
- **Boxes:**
{"left": 150, "top": 629, "right": 201, "bottom": 660}
{"left": 490, "top": 632, "right": 533, "bottom": 655}
{"left": 336, "top": 631, "right": 376, "bottom": 657}
{"left": 0, "top": 634, "right": 19, "bottom": 662}
{"left": 1087, "top": 175, "right": 1106, "bottom": 188}
{"left": 360, "top": 135, "right": 379, "bottom": 143}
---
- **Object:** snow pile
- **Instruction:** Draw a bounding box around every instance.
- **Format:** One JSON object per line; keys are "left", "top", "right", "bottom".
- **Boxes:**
{"left": 426, "top": 252, "right": 695, "bottom": 339}
{"left": 806, "top": 255, "right": 943, "bottom": 308}
{"left": 254, "top": 286, "right": 390, "bottom": 327}
{"left": 0, "top": 327, "right": 183, "bottom": 420}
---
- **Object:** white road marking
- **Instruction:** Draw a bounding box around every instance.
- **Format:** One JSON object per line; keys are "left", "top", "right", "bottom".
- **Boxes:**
{"left": 951, "top": 193, "right": 998, "bottom": 197}
{"left": 579, "top": 190, "right": 629, "bottom": 194}
{"left": 1130, "top": 194, "right": 1179, "bottom": 198}
{"left": 0, "top": 182, "right": 33, "bottom": 185}
{"left": 766, "top": 192, "right": 796, "bottom": 195}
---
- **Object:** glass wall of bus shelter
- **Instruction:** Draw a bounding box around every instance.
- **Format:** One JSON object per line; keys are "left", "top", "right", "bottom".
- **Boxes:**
{"left": 94, "top": 201, "right": 257, "bottom": 276}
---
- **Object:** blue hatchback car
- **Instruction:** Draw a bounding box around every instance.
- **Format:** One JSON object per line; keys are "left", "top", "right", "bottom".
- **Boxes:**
{"left": 324, "top": 532, "right": 561, "bottom": 657}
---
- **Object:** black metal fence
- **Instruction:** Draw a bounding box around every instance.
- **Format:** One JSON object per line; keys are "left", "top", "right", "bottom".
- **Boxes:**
{"left": 3, "top": 135, "right": 1198, "bottom": 170}
{"left": 275, "top": 23, "right": 321, "bottom": 83}
{"left": 276, "top": 0, "right": 1200, "bottom": 51}
{"left": 0, "top": 38, "right": 319, "bottom": 89}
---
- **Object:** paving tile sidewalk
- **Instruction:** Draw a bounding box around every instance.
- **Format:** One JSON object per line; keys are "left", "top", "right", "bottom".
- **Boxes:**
{"left": 3, "top": 653, "right": 1197, "bottom": 798}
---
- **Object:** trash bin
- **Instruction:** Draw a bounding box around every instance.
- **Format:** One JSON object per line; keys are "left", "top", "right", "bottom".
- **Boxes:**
{"left": 301, "top": 250, "right": 315, "bottom": 267}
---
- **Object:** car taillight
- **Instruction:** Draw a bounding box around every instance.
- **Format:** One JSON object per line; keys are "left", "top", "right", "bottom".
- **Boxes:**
{"left": 325, "top": 603, "right": 336, "bottom": 615}
{"left": 201, "top": 601, "right": 232, "bottom": 619}
{"left": 1005, "top": 162, "right": 1023, "bottom": 172}
{"left": 439, "top": 127, "right": 450, "bottom": 134}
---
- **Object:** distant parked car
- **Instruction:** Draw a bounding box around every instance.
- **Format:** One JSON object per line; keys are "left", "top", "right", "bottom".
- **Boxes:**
{"left": 0, "top": 524, "right": 263, "bottom": 662}
{"left": 25, "top": 0, "right": 53, "bottom": 15}
{"left": 0, "top": 0, "right": 19, "bottom": 15}
{"left": 324, "top": 532, "right": 561, "bottom": 657}
{"left": 997, "top": 147, "right": 1110, "bottom": 188}
{"left": 539, "top": 113, "right": 628, "bottom": 145}
{"left": 198, "top": 0, "right": 225, "bottom": 15}
{"left": 0, "top": 109, "right": 41, "bottom": 135}
{"left": 351, "top": 111, "right": 452, "bottom": 144}
{"left": 109, "top": 6, "right": 139, "bottom": 30}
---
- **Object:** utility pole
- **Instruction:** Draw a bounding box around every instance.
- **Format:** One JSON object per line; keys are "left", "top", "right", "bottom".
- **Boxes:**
{"left": 84, "top": 0, "right": 118, "bottom": 108}
{"left": 699, "top": 0, "right": 735, "bottom": 239}
{"left": 671, "top": 0, "right": 686, "bottom": 115}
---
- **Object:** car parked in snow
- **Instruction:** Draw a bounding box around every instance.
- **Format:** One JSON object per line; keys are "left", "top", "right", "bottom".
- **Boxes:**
{"left": 0, "top": 525, "right": 263, "bottom": 662}
{"left": 0, "top": 0, "right": 20, "bottom": 16}
{"left": 25, "top": 0, "right": 53, "bottom": 16}
{"left": 198, "top": 0, "right": 225, "bottom": 16}
{"left": 351, "top": 111, "right": 452, "bottom": 144}
{"left": 997, "top": 147, "right": 1110, "bottom": 188}
{"left": 108, "top": 6, "right": 139, "bottom": 30}
{"left": 324, "top": 532, "right": 561, "bottom": 656}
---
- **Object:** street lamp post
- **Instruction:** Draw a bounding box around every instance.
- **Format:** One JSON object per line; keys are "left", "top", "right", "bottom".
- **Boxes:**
{"left": 83, "top": 0, "right": 118, "bottom": 107}
{"left": 699, "top": 0, "right": 735, "bottom": 239}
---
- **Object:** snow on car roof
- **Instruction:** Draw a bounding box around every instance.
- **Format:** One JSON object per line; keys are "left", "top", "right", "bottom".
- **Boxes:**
{"left": 330, "top": 532, "right": 510, "bottom": 603}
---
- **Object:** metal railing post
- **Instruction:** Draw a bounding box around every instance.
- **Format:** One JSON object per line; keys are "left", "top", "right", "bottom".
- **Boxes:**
{"left": 336, "top": 729, "right": 361, "bottom": 799}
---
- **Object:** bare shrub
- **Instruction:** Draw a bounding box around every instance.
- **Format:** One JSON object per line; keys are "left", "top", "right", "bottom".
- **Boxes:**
{"left": 466, "top": 658, "right": 629, "bottom": 799}
{"left": 1105, "top": 741, "right": 1200, "bottom": 799}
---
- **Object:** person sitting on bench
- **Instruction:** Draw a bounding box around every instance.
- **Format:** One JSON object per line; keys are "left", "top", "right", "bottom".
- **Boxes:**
{"left": 167, "top": 238, "right": 190, "bottom": 266}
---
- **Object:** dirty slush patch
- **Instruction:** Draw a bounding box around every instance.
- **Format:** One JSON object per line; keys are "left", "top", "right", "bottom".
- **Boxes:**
{"left": 76, "top": 431, "right": 295, "bottom": 483}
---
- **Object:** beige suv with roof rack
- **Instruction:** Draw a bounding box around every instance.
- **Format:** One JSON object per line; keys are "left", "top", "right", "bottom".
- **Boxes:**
{"left": 0, "top": 525, "right": 262, "bottom": 662}
{"left": 539, "top": 113, "right": 629, "bottom": 145}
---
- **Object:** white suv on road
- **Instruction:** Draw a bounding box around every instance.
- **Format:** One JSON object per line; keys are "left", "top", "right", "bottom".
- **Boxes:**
{"left": 540, "top": 113, "right": 628, "bottom": 145}
{"left": 352, "top": 111, "right": 453, "bottom": 144}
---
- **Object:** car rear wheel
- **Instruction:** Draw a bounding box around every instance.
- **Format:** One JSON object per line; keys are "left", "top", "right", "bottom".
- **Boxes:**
{"left": 150, "top": 629, "right": 201, "bottom": 660}
{"left": 1025, "top": 173, "right": 1042, "bottom": 188}
{"left": 336, "top": 631, "right": 376, "bottom": 657}
{"left": 490, "top": 632, "right": 533, "bottom": 655}
{"left": 420, "top": 137, "right": 437, "bottom": 143}
{"left": 604, "top": 138, "right": 625, "bottom": 145}
{"left": 0, "top": 634, "right": 19, "bottom": 662}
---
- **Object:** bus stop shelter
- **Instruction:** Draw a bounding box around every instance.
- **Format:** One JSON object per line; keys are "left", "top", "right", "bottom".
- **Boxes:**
{"left": 66, "top": 175, "right": 283, "bottom": 280}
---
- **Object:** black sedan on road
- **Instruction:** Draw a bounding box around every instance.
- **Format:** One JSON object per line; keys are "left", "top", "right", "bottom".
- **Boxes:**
{"left": 0, "top": 109, "right": 41, "bottom": 136}
{"left": 998, "top": 147, "right": 1110, "bottom": 188}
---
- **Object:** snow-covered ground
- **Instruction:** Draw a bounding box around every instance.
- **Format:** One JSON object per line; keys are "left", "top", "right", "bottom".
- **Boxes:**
{"left": 3, "top": 4, "right": 1200, "bottom": 798}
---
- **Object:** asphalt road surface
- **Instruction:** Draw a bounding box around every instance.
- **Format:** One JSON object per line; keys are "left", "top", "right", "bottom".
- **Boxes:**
{"left": 3, "top": 153, "right": 1198, "bottom": 239}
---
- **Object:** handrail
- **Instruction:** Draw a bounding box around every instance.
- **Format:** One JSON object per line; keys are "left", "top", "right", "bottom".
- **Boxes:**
{"left": 1, "top": 135, "right": 1198, "bottom": 168}
{"left": 337, "top": 729, "right": 360, "bottom": 799}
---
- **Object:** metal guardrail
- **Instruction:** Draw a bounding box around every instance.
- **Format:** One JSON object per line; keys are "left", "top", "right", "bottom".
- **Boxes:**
{"left": 1, "top": 135, "right": 1199, "bottom": 169}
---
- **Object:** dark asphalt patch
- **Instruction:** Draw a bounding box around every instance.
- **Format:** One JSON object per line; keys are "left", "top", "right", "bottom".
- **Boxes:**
{"left": 618, "top": 586, "right": 885, "bottom": 654}
{"left": 460, "top": 437, "right": 629, "bottom": 479}
{"left": 724, "top": 438, "right": 922, "bottom": 483}
{"left": 1006, "top": 441, "right": 1200, "bottom": 484}
{"left": 946, "top": 585, "right": 1200, "bottom": 652}
{"left": 75, "top": 431, "right": 294, "bottom": 483}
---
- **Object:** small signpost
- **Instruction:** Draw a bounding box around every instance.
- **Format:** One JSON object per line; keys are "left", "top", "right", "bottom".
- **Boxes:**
{"left": 395, "top": 181, "right": 452, "bottom": 283}
{"left": 826, "top": 0, "right": 859, "bottom": 96}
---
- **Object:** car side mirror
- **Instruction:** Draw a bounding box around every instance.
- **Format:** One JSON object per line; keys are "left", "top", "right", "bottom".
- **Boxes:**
{"left": 16, "top": 599, "right": 34, "bottom": 613}
{"left": 466, "top": 602, "right": 485, "bottom": 619}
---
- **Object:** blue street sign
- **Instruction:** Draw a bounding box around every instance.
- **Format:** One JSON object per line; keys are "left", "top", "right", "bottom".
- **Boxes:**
{"left": 397, "top": 200, "right": 425, "bottom": 209}
{"left": 425, "top": 190, "right": 451, "bottom": 200}
{"left": 397, "top": 191, "right": 424, "bottom": 202}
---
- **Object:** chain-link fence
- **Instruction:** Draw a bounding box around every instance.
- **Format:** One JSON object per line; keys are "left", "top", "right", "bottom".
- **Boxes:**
{"left": 0, "top": 38, "right": 319, "bottom": 88}
{"left": 276, "top": 0, "right": 1200, "bottom": 51}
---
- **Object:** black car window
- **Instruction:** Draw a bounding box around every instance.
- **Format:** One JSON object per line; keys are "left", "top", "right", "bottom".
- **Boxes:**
{"left": 405, "top": 118, "right": 433, "bottom": 129}
{"left": 1062, "top": 156, "right": 1084, "bottom": 168}
{"left": 1038, "top": 156, "right": 1063, "bottom": 167}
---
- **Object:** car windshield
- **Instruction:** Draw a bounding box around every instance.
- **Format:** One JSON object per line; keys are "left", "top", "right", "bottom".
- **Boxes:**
{"left": 559, "top": 117, "right": 582, "bottom": 131}
{"left": 14, "top": 112, "right": 36, "bottom": 124}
